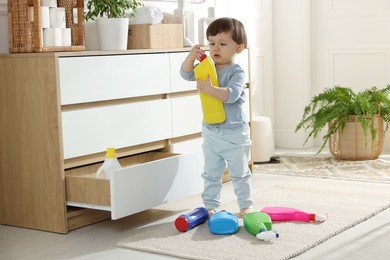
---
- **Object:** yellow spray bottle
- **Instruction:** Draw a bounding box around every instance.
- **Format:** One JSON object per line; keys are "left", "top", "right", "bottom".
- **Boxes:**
{"left": 194, "top": 54, "right": 226, "bottom": 124}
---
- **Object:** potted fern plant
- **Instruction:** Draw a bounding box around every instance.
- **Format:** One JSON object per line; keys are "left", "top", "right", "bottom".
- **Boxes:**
{"left": 295, "top": 85, "right": 390, "bottom": 160}
{"left": 85, "top": 0, "right": 144, "bottom": 51}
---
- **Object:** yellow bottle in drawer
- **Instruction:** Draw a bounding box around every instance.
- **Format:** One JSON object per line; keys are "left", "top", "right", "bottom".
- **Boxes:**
{"left": 194, "top": 54, "right": 226, "bottom": 124}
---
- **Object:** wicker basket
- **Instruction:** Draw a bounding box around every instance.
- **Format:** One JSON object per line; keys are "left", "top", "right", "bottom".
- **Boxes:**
{"left": 329, "top": 115, "right": 384, "bottom": 160}
{"left": 8, "top": 0, "right": 85, "bottom": 53}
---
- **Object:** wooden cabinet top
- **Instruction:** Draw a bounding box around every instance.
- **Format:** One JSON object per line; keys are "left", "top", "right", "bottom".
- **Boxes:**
{"left": 0, "top": 48, "right": 193, "bottom": 58}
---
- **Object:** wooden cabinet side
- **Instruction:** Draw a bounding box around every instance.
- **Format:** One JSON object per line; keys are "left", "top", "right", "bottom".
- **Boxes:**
{"left": 0, "top": 55, "right": 68, "bottom": 233}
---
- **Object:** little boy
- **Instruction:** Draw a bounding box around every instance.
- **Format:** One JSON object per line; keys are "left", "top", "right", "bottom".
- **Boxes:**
{"left": 180, "top": 17, "right": 253, "bottom": 217}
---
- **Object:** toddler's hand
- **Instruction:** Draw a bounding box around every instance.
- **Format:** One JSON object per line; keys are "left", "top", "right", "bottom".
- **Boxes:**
{"left": 190, "top": 45, "right": 205, "bottom": 61}
{"left": 196, "top": 75, "right": 213, "bottom": 94}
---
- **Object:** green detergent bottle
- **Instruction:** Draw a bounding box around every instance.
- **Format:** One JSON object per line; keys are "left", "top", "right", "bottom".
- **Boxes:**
{"left": 243, "top": 212, "right": 279, "bottom": 241}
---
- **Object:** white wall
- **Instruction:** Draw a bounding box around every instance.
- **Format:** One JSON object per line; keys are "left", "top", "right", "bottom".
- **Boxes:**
{"left": 270, "top": 0, "right": 390, "bottom": 152}
{"left": 311, "top": 0, "right": 390, "bottom": 152}
{"left": 273, "top": 0, "right": 312, "bottom": 149}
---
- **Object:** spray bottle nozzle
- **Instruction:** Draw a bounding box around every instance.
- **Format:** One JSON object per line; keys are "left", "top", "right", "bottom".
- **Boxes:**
{"left": 256, "top": 230, "right": 280, "bottom": 241}
{"left": 314, "top": 213, "right": 328, "bottom": 222}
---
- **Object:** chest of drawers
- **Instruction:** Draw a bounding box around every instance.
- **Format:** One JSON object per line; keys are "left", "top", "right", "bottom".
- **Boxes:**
{"left": 0, "top": 49, "right": 251, "bottom": 233}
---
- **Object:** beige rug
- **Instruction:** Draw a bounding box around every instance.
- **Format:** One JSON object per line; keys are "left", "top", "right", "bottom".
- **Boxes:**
{"left": 117, "top": 180, "right": 390, "bottom": 260}
{"left": 254, "top": 154, "right": 390, "bottom": 183}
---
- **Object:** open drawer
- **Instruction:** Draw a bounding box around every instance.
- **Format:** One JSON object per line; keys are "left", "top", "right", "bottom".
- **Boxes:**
{"left": 65, "top": 151, "right": 204, "bottom": 220}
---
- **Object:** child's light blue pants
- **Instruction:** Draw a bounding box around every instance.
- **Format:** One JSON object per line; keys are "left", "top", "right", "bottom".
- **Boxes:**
{"left": 201, "top": 124, "right": 253, "bottom": 211}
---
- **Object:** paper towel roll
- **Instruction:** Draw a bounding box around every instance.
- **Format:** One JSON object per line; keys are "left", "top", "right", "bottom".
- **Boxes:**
{"left": 251, "top": 116, "right": 274, "bottom": 163}
{"left": 29, "top": 6, "right": 51, "bottom": 28}
{"left": 41, "top": 0, "right": 57, "bottom": 7}
{"left": 43, "top": 28, "right": 62, "bottom": 46}
{"left": 62, "top": 28, "right": 71, "bottom": 46}
{"left": 42, "top": 7, "right": 51, "bottom": 28}
{"left": 50, "top": 7, "right": 66, "bottom": 28}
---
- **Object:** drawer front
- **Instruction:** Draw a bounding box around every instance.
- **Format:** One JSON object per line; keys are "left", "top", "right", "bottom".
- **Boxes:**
{"left": 171, "top": 95, "right": 203, "bottom": 137}
{"left": 171, "top": 137, "right": 203, "bottom": 154}
{"left": 59, "top": 53, "right": 170, "bottom": 105}
{"left": 66, "top": 152, "right": 204, "bottom": 220}
{"left": 111, "top": 152, "right": 203, "bottom": 219}
{"left": 169, "top": 52, "right": 197, "bottom": 93}
{"left": 62, "top": 99, "right": 172, "bottom": 159}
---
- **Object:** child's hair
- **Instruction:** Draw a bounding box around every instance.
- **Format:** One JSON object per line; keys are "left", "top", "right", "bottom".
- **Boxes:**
{"left": 206, "top": 17, "right": 247, "bottom": 47}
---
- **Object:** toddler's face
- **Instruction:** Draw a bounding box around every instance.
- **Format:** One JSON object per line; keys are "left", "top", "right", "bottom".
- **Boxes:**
{"left": 208, "top": 32, "right": 243, "bottom": 68}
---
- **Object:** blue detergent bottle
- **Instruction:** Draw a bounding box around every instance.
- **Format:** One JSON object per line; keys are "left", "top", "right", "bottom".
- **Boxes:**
{"left": 175, "top": 207, "right": 209, "bottom": 232}
{"left": 208, "top": 211, "right": 239, "bottom": 235}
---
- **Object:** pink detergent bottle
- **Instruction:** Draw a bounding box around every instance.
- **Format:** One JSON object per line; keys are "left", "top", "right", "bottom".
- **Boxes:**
{"left": 261, "top": 206, "right": 327, "bottom": 222}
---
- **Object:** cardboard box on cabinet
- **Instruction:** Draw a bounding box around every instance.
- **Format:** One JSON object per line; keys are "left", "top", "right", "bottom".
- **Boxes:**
{"left": 128, "top": 24, "right": 183, "bottom": 49}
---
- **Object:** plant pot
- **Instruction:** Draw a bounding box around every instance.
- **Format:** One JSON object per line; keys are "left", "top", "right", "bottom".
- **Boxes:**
{"left": 96, "top": 18, "right": 129, "bottom": 51}
{"left": 328, "top": 115, "right": 384, "bottom": 160}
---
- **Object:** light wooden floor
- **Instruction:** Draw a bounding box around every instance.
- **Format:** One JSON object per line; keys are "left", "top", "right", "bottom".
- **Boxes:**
{"left": 1, "top": 148, "right": 390, "bottom": 260}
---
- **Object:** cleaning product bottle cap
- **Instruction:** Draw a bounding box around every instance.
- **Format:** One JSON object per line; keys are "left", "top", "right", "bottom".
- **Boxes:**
{"left": 314, "top": 213, "right": 328, "bottom": 222}
{"left": 175, "top": 216, "right": 189, "bottom": 232}
{"left": 199, "top": 54, "right": 207, "bottom": 62}
{"left": 106, "top": 148, "right": 117, "bottom": 158}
